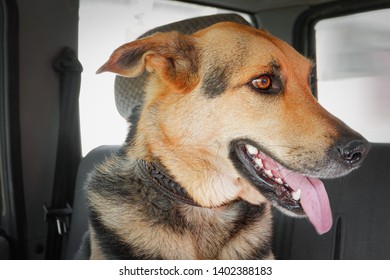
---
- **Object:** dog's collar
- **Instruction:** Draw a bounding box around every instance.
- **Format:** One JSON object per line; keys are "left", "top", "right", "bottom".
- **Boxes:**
{"left": 138, "top": 160, "right": 200, "bottom": 207}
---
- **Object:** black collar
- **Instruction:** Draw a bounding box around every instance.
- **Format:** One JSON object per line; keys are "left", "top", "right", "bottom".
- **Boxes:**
{"left": 138, "top": 160, "right": 200, "bottom": 207}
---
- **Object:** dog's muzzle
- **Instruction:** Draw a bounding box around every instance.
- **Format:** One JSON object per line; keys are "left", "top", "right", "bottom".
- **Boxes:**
{"left": 229, "top": 130, "right": 371, "bottom": 236}
{"left": 230, "top": 139, "right": 333, "bottom": 235}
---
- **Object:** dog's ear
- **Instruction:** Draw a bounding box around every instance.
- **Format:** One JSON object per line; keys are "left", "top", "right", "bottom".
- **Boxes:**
{"left": 96, "top": 31, "right": 199, "bottom": 92}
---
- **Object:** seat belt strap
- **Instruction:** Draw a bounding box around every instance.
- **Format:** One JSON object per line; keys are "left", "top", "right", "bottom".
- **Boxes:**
{"left": 44, "top": 48, "right": 82, "bottom": 259}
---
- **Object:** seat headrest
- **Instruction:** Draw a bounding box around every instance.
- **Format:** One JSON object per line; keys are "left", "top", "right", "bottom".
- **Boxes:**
{"left": 114, "top": 13, "right": 251, "bottom": 119}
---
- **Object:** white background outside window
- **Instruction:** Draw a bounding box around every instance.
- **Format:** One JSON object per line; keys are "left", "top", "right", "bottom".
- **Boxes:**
{"left": 315, "top": 9, "right": 390, "bottom": 143}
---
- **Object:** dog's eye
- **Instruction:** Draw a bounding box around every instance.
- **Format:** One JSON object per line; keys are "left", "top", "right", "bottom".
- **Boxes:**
{"left": 252, "top": 75, "right": 272, "bottom": 90}
{"left": 249, "top": 74, "right": 283, "bottom": 95}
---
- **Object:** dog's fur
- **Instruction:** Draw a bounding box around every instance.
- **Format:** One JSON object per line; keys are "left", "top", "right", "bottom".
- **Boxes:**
{"left": 84, "top": 22, "right": 369, "bottom": 259}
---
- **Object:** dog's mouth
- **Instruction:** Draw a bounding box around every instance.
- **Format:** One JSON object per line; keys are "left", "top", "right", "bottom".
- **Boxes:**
{"left": 231, "top": 140, "right": 332, "bottom": 235}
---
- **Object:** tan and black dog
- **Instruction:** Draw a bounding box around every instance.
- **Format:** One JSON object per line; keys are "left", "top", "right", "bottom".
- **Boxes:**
{"left": 84, "top": 22, "right": 370, "bottom": 259}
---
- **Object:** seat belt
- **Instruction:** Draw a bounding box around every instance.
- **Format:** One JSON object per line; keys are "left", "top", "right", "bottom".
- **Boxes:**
{"left": 44, "top": 48, "right": 82, "bottom": 259}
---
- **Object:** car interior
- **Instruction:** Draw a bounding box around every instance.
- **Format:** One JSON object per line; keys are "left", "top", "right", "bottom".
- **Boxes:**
{"left": 1, "top": 0, "right": 390, "bottom": 260}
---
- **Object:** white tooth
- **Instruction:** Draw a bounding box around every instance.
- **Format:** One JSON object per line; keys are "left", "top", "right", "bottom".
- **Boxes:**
{"left": 264, "top": 169, "right": 273, "bottom": 178}
{"left": 254, "top": 158, "right": 264, "bottom": 168}
{"left": 292, "top": 189, "right": 301, "bottom": 201}
{"left": 274, "top": 177, "right": 283, "bottom": 185}
{"left": 245, "top": 144, "right": 258, "bottom": 155}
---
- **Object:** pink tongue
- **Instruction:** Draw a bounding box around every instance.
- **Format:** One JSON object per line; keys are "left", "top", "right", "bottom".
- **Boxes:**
{"left": 280, "top": 169, "right": 332, "bottom": 234}
{"left": 260, "top": 154, "right": 332, "bottom": 234}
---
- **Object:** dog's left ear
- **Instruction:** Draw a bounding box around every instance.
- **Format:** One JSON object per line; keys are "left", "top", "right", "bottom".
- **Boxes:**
{"left": 96, "top": 31, "right": 198, "bottom": 92}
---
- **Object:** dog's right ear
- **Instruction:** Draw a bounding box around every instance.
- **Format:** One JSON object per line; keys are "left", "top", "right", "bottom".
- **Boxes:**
{"left": 96, "top": 31, "right": 199, "bottom": 92}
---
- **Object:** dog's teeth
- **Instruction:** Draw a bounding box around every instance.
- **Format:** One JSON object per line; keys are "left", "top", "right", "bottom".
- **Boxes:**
{"left": 245, "top": 144, "right": 258, "bottom": 155}
{"left": 292, "top": 189, "right": 301, "bottom": 201}
{"left": 264, "top": 169, "right": 273, "bottom": 178}
{"left": 254, "top": 158, "right": 264, "bottom": 168}
{"left": 274, "top": 177, "right": 283, "bottom": 185}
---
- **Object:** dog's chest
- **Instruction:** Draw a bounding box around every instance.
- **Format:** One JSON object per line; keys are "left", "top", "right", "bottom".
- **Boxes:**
{"left": 87, "top": 160, "right": 273, "bottom": 259}
{"left": 162, "top": 202, "right": 273, "bottom": 259}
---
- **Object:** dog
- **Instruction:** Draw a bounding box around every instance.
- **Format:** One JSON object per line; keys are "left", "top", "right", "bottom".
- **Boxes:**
{"left": 83, "top": 22, "right": 370, "bottom": 260}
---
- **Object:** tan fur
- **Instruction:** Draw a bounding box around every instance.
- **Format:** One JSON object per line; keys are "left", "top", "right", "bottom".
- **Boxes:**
{"left": 86, "top": 22, "right": 367, "bottom": 259}
{"left": 89, "top": 183, "right": 273, "bottom": 259}
{"left": 116, "top": 23, "right": 346, "bottom": 207}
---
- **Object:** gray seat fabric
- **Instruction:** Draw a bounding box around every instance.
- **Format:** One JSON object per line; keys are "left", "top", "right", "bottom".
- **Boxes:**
{"left": 64, "top": 145, "right": 120, "bottom": 259}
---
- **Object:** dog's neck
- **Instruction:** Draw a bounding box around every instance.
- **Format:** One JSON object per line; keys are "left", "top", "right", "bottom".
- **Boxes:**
{"left": 127, "top": 88, "right": 266, "bottom": 208}
{"left": 126, "top": 99, "right": 233, "bottom": 207}
{"left": 138, "top": 160, "right": 201, "bottom": 207}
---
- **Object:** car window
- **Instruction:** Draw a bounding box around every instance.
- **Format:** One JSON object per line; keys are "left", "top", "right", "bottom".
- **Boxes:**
{"left": 315, "top": 8, "right": 390, "bottom": 143}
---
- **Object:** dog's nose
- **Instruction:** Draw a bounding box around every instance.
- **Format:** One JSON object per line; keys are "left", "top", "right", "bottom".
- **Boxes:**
{"left": 337, "top": 139, "right": 370, "bottom": 167}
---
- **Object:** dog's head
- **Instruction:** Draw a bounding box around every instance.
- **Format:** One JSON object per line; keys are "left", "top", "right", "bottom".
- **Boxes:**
{"left": 98, "top": 22, "right": 370, "bottom": 234}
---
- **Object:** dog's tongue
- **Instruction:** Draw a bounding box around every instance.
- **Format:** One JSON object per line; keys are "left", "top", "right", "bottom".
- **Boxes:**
{"left": 280, "top": 169, "right": 332, "bottom": 234}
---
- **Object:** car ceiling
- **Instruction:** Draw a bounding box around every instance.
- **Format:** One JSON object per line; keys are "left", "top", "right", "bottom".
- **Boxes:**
{"left": 179, "top": 0, "right": 338, "bottom": 12}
